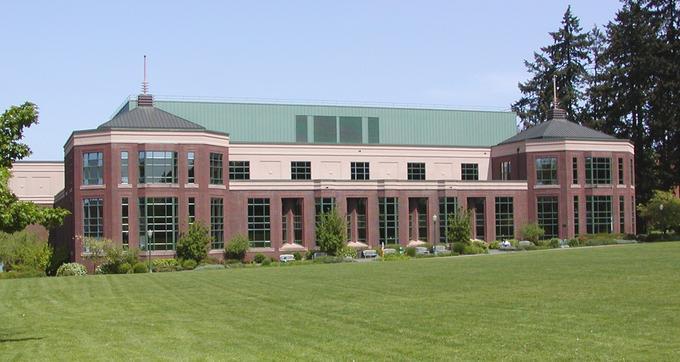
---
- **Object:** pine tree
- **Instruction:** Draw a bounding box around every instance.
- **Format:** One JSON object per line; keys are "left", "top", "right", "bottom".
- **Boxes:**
{"left": 512, "top": 6, "right": 592, "bottom": 128}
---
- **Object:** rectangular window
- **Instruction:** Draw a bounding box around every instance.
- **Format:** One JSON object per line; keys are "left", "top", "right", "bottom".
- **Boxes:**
{"left": 315, "top": 197, "right": 336, "bottom": 223}
{"left": 368, "top": 117, "right": 379, "bottom": 144}
{"left": 537, "top": 196, "right": 559, "bottom": 239}
{"left": 211, "top": 198, "right": 224, "bottom": 249}
{"left": 83, "top": 198, "right": 104, "bottom": 238}
{"left": 295, "top": 115, "right": 308, "bottom": 143}
{"left": 407, "top": 162, "right": 426, "bottom": 181}
{"left": 500, "top": 161, "right": 511, "bottom": 181}
{"left": 618, "top": 158, "right": 624, "bottom": 185}
{"left": 138, "top": 151, "right": 178, "bottom": 184}
{"left": 138, "top": 197, "right": 179, "bottom": 251}
{"left": 229, "top": 161, "right": 250, "bottom": 180}
{"left": 619, "top": 196, "right": 625, "bottom": 233}
{"left": 586, "top": 195, "right": 612, "bottom": 234}
{"left": 187, "top": 152, "right": 195, "bottom": 184}
{"left": 585, "top": 157, "right": 611, "bottom": 184}
{"left": 339, "top": 116, "right": 362, "bottom": 144}
{"left": 82, "top": 152, "right": 103, "bottom": 185}
{"left": 314, "top": 116, "right": 337, "bottom": 143}
{"left": 351, "top": 162, "right": 370, "bottom": 180}
{"left": 630, "top": 159, "right": 634, "bottom": 185}
{"left": 495, "top": 197, "right": 514, "bottom": 240}
{"left": 572, "top": 157, "right": 578, "bottom": 185}
{"left": 438, "top": 197, "right": 458, "bottom": 243}
{"left": 631, "top": 196, "right": 635, "bottom": 233}
{"left": 573, "top": 196, "right": 579, "bottom": 236}
{"left": 188, "top": 197, "right": 196, "bottom": 225}
{"left": 248, "top": 198, "right": 271, "bottom": 247}
{"left": 120, "top": 151, "right": 129, "bottom": 184}
{"left": 461, "top": 163, "right": 479, "bottom": 181}
{"left": 210, "top": 153, "right": 224, "bottom": 184}
{"left": 291, "top": 161, "right": 311, "bottom": 180}
{"left": 535, "top": 157, "right": 558, "bottom": 185}
{"left": 378, "top": 197, "right": 399, "bottom": 244}
{"left": 282, "top": 200, "right": 304, "bottom": 245}
{"left": 121, "top": 197, "right": 129, "bottom": 249}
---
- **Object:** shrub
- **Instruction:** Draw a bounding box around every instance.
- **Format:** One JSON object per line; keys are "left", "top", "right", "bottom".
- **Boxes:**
{"left": 118, "top": 262, "right": 132, "bottom": 274}
{"left": 176, "top": 222, "right": 211, "bottom": 263}
{"left": 305, "top": 249, "right": 316, "bottom": 260}
{"left": 261, "top": 258, "right": 272, "bottom": 266}
{"left": 638, "top": 190, "right": 680, "bottom": 234}
{"left": 194, "top": 264, "right": 226, "bottom": 271}
{"left": 56, "top": 262, "right": 87, "bottom": 276}
{"left": 462, "top": 244, "right": 487, "bottom": 255}
{"left": 293, "top": 252, "right": 302, "bottom": 261}
{"left": 315, "top": 208, "right": 347, "bottom": 255}
{"left": 488, "top": 240, "right": 501, "bottom": 249}
{"left": 182, "top": 259, "right": 197, "bottom": 270}
{"left": 452, "top": 242, "right": 466, "bottom": 254}
{"left": 447, "top": 208, "right": 472, "bottom": 244}
{"left": 521, "top": 223, "right": 545, "bottom": 244}
{"left": 312, "top": 256, "right": 345, "bottom": 264}
{"left": 382, "top": 253, "right": 409, "bottom": 261}
{"left": 568, "top": 238, "right": 581, "bottom": 247}
{"left": 253, "top": 253, "right": 267, "bottom": 264}
{"left": 132, "top": 262, "right": 148, "bottom": 273}
{"left": 152, "top": 258, "right": 179, "bottom": 272}
{"left": 0, "top": 231, "right": 53, "bottom": 274}
{"left": 337, "top": 245, "right": 357, "bottom": 259}
{"left": 548, "top": 238, "right": 560, "bottom": 248}
{"left": 225, "top": 234, "right": 250, "bottom": 261}
{"left": 405, "top": 247, "right": 417, "bottom": 257}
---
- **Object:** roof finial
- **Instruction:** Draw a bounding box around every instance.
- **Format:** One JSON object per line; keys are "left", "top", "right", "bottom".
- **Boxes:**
{"left": 142, "top": 55, "right": 149, "bottom": 95}
{"left": 552, "top": 75, "right": 558, "bottom": 109}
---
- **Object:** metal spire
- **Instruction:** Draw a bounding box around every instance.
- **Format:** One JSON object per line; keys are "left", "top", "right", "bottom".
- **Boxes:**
{"left": 142, "top": 55, "right": 149, "bottom": 95}
{"left": 552, "top": 75, "right": 558, "bottom": 109}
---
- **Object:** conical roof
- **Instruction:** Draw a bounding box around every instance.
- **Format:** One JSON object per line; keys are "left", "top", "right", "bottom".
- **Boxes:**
{"left": 98, "top": 104, "right": 205, "bottom": 131}
{"left": 499, "top": 109, "right": 616, "bottom": 145}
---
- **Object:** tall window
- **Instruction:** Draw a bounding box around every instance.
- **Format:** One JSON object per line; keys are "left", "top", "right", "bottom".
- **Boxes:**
{"left": 83, "top": 198, "right": 103, "bottom": 239}
{"left": 461, "top": 163, "right": 478, "bottom": 180}
{"left": 120, "top": 151, "right": 129, "bottom": 184}
{"left": 121, "top": 198, "right": 129, "bottom": 249}
{"left": 585, "top": 157, "right": 611, "bottom": 184}
{"left": 210, "top": 153, "right": 224, "bottom": 184}
{"left": 572, "top": 157, "right": 578, "bottom": 185}
{"left": 407, "top": 162, "right": 426, "bottom": 181}
{"left": 500, "top": 161, "right": 511, "bottom": 181}
{"left": 378, "top": 197, "right": 399, "bottom": 244}
{"left": 295, "top": 115, "right": 308, "bottom": 143}
{"left": 229, "top": 161, "right": 249, "bottom": 180}
{"left": 315, "top": 197, "right": 336, "bottom": 222}
{"left": 619, "top": 196, "right": 625, "bottom": 233}
{"left": 573, "top": 196, "right": 579, "bottom": 235}
{"left": 138, "top": 197, "right": 179, "bottom": 251}
{"left": 248, "top": 198, "right": 270, "bottom": 247}
{"left": 438, "top": 197, "right": 458, "bottom": 243}
{"left": 537, "top": 196, "right": 559, "bottom": 239}
{"left": 618, "top": 158, "right": 624, "bottom": 185}
{"left": 495, "top": 197, "right": 514, "bottom": 240}
{"left": 187, "top": 152, "right": 195, "bottom": 184}
{"left": 351, "top": 162, "right": 370, "bottom": 180}
{"left": 631, "top": 196, "right": 635, "bottom": 233}
{"left": 211, "top": 198, "right": 224, "bottom": 249}
{"left": 138, "top": 151, "right": 178, "bottom": 184}
{"left": 291, "top": 161, "right": 311, "bottom": 180}
{"left": 82, "top": 152, "right": 103, "bottom": 185}
{"left": 188, "top": 197, "right": 196, "bottom": 225}
{"left": 630, "top": 159, "right": 634, "bottom": 185}
{"left": 339, "top": 116, "right": 363, "bottom": 143}
{"left": 586, "top": 195, "right": 612, "bottom": 234}
{"left": 535, "top": 157, "right": 557, "bottom": 185}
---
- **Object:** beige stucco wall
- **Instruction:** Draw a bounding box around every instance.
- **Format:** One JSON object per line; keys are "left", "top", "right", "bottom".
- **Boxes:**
{"left": 9, "top": 162, "right": 64, "bottom": 205}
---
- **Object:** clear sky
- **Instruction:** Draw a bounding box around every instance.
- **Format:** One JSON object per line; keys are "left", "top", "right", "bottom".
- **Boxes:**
{"left": 1, "top": 0, "right": 621, "bottom": 160}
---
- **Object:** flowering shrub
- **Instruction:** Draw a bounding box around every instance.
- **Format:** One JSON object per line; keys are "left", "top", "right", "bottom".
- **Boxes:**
{"left": 56, "top": 262, "right": 87, "bottom": 276}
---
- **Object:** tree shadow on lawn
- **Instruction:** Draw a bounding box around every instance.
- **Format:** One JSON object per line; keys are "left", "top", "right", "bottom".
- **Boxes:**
{"left": 0, "top": 330, "right": 44, "bottom": 343}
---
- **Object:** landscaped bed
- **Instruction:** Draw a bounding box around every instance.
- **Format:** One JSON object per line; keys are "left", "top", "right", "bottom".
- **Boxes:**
{"left": 1, "top": 242, "right": 679, "bottom": 360}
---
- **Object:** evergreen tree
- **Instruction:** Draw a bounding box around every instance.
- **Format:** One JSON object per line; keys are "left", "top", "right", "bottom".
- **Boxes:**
{"left": 512, "top": 6, "right": 592, "bottom": 128}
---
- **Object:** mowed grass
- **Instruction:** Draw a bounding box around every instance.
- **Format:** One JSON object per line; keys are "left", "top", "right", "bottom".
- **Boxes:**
{"left": 2, "top": 243, "right": 680, "bottom": 361}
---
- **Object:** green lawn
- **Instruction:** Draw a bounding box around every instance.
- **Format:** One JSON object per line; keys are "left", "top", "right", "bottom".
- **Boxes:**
{"left": 1, "top": 243, "right": 680, "bottom": 360}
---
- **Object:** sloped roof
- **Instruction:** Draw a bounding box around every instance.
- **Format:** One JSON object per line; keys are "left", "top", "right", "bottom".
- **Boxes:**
{"left": 98, "top": 106, "right": 205, "bottom": 131}
{"left": 499, "top": 115, "right": 617, "bottom": 145}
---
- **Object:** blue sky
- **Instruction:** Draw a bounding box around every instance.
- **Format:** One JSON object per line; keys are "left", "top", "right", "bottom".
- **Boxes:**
{"left": 1, "top": 0, "right": 621, "bottom": 160}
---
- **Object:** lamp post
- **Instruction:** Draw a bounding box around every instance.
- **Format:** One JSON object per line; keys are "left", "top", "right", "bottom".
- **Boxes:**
{"left": 146, "top": 229, "right": 154, "bottom": 273}
{"left": 432, "top": 214, "right": 438, "bottom": 255}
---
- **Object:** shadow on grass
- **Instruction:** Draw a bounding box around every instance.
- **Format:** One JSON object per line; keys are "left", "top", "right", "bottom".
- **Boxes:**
{"left": 0, "top": 336, "right": 44, "bottom": 343}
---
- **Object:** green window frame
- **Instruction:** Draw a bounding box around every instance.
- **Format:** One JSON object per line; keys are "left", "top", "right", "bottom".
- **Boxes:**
{"left": 187, "top": 152, "right": 195, "bottom": 184}
{"left": 535, "top": 157, "right": 558, "bottom": 185}
{"left": 248, "top": 198, "right": 271, "bottom": 248}
{"left": 407, "top": 162, "right": 426, "bottom": 181}
{"left": 138, "top": 197, "right": 179, "bottom": 251}
{"left": 229, "top": 161, "right": 249, "bottom": 180}
{"left": 572, "top": 157, "right": 578, "bottom": 185}
{"left": 211, "top": 198, "right": 224, "bottom": 249}
{"left": 120, "top": 151, "right": 129, "bottom": 184}
{"left": 461, "top": 163, "right": 478, "bottom": 181}
{"left": 618, "top": 158, "right": 624, "bottom": 185}
{"left": 122, "top": 197, "right": 129, "bottom": 249}
{"left": 83, "top": 198, "right": 103, "bottom": 239}
{"left": 619, "top": 196, "right": 625, "bottom": 233}
{"left": 82, "top": 152, "right": 103, "bottom": 185}
{"left": 138, "top": 151, "right": 178, "bottom": 184}
{"left": 586, "top": 195, "right": 612, "bottom": 234}
{"left": 351, "top": 162, "right": 370, "bottom": 180}
{"left": 315, "top": 197, "right": 336, "bottom": 223}
{"left": 291, "top": 161, "right": 311, "bottom": 180}
{"left": 495, "top": 197, "right": 514, "bottom": 240}
{"left": 537, "top": 196, "right": 559, "bottom": 239}
{"left": 188, "top": 197, "right": 196, "bottom": 225}
{"left": 573, "top": 195, "right": 579, "bottom": 236}
{"left": 378, "top": 197, "right": 399, "bottom": 244}
{"left": 500, "top": 161, "right": 511, "bottom": 181}
{"left": 210, "top": 153, "right": 224, "bottom": 184}
{"left": 438, "top": 197, "right": 458, "bottom": 243}
{"left": 585, "top": 157, "right": 611, "bottom": 185}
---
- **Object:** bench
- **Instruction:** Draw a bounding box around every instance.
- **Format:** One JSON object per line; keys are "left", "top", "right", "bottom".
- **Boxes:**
{"left": 415, "top": 247, "right": 430, "bottom": 255}
{"left": 362, "top": 249, "right": 378, "bottom": 258}
{"left": 279, "top": 254, "right": 295, "bottom": 263}
{"left": 433, "top": 245, "right": 447, "bottom": 254}
{"left": 383, "top": 248, "right": 397, "bottom": 255}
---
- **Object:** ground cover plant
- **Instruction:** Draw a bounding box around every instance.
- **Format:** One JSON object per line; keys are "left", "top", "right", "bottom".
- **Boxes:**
{"left": 1, "top": 242, "right": 679, "bottom": 360}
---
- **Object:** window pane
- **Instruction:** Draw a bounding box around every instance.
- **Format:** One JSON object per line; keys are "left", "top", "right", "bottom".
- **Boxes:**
{"left": 339, "top": 117, "right": 362, "bottom": 144}
{"left": 461, "top": 163, "right": 478, "bottom": 181}
{"left": 439, "top": 197, "right": 458, "bottom": 243}
{"left": 82, "top": 152, "right": 103, "bottom": 185}
{"left": 314, "top": 116, "right": 336, "bottom": 143}
{"left": 295, "top": 115, "right": 308, "bottom": 143}
{"left": 229, "top": 161, "right": 250, "bottom": 180}
{"left": 137, "top": 151, "right": 177, "bottom": 184}
{"left": 368, "top": 117, "right": 379, "bottom": 144}
{"left": 138, "top": 197, "right": 179, "bottom": 251}
{"left": 407, "top": 162, "right": 426, "bottom": 181}
{"left": 210, "top": 153, "right": 224, "bottom": 184}
{"left": 379, "top": 197, "right": 399, "bottom": 244}
{"left": 537, "top": 196, "right": 559, "bottom": 238}
{"left": 291, "top": 161, "right": 311, "bottom": 180}
{"left": 351, "top": 162, "right": 370, "bottom": 180}
{"left": 248, "top": 198, "right": 271, "bottom": 248}
{"left": 495, "top": 197, "right": 514, "bottom": 240}
{"left": 211, "top": 198, "right": 224, "bottom": 249}
{"left": 535, "top": 157, "right": 557, "bottom": 185}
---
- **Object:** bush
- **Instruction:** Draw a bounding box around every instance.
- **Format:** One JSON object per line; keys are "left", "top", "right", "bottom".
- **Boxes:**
{"left": 521, "top": 223, "right": 545, "bottom": 244}
{"left": 568, "top": 238, "right": 581, "bottom": 247}
{"left": 0, "top": 231, "right": 53, "bottom": 274}
{"left": 452, "top": 242, "right": 466, "bottom": 254}
{"left": 118, "top": 262, "right": 132, "bottom": 274}
{"left": 548, "top": 238, "right": 560, "bottom": 248}
{"left": 446, "top": 208, "right": 472, "bottom": 244}
{"left": 488, "top": 240, "right": 501, "bottom": 249}
{"left": 638, "top": 190, "right": 680, "bottom": 234}
{"left": 152, "top": 258, "right": 179, "bottom": 272}
{"left": 293, "top": 252, "right": 302, "bottom": 261}
{"left": 382, "top": 253, "right": 409, "bottom": 261}
{"left": 462, "top": 245, "right": 487, "bottom": 255}
{"left": 337, "top": 245, "right": 357, "bottom": 259}
{"left": 225, "top": 234, "right": 250, "bottom": 261}
{"left": 176, "top": 222, "right": 211, "bottom": 263}
{"left": 132, "top": 262, "right": 148, "bottom": 273}
{"left": 305, "top": 249, "right": 316, "bottom": 260}
{"left": 181, "top": 259, "right": 197, "bottom": 270}
{"left": 405, "top": 247, "right": 416, "bottom": 257}
{"left": 253, "top": 253, "right": 267, "bottom": 264}
{"left": 56, "top": 262, "right": 87, "bottom": 276}
{"left": 261, "top": 258, "right": 272, "bottom": 266}
{"left": 312, "top": 256, "right": 346, "bottom": 264}
{"left": 194, "top": 264, "right": 225, "bottom": 271}
{"left": 316, "top": 208, "right": 347, "bottom": 255}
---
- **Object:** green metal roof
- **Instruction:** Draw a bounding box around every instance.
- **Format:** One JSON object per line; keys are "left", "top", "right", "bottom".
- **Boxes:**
{"left": 120, "top": 97, "right": 518, "bottom": 147}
